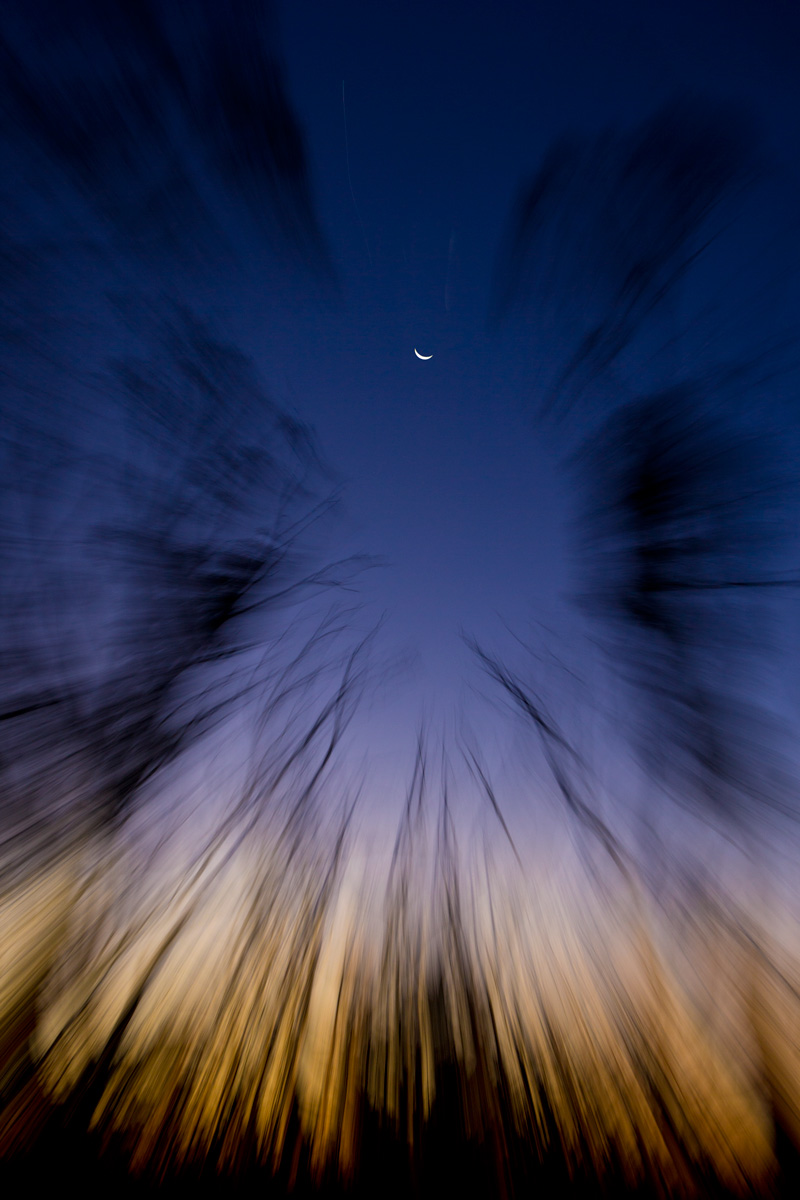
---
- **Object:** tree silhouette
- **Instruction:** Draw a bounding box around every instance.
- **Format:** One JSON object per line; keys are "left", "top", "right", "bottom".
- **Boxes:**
{"left": 495, "top": 99, "right": 797, "bottom": 827}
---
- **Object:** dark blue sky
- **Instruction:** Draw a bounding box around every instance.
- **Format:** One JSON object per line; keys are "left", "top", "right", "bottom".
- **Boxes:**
{"left": 211, "top": 0, "right": 800, "bottom": 803}
{"left": 5, "top": 0, "right": 800, "bottom": 840}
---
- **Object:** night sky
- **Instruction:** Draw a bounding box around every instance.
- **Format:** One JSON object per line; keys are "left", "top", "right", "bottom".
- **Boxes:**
{"left": 254, "top": 0, "right": 800, "bottom": 823}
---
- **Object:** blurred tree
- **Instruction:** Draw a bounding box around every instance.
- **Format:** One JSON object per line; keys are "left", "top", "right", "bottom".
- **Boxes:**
{"left": 0, "top": 0, "right": 335, "bottom": 854}
{"left": 495, "top": 101, "right": 797, "bottom": 826}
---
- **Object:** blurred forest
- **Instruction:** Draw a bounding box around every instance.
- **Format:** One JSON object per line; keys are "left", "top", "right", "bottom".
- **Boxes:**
{"left": 2, "top": 4, "right": 800, "bottom": 1198}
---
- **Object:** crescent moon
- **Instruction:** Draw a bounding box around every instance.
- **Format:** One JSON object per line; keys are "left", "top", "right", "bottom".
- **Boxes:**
{"left": 414, "top": 349, "right": 433, "bottom": 360}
